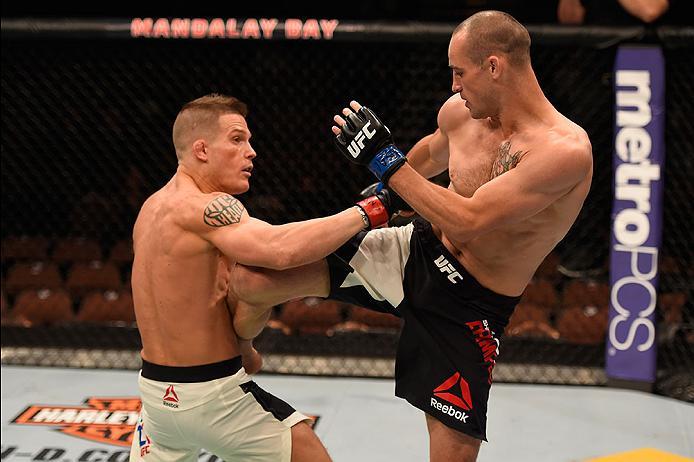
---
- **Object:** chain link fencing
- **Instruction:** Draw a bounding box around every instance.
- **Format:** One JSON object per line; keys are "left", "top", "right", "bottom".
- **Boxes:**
{"left": 1, "top": 23, "right": 691, "bottom": 400}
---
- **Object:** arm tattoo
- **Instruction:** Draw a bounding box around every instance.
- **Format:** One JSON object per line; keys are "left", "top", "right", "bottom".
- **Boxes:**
{"left": 204, "top": 195, "right": 245, "bottom": 227}
{"left": 490, "top": 140, "right": 527, "bottom": 180}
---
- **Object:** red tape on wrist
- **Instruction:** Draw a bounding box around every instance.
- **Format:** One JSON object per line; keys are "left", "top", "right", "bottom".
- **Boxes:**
{"left": 357, "top": 196, "right": 389, "bottom": 228}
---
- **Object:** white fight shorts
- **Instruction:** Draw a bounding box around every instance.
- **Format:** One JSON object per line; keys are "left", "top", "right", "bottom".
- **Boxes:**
{"left": 130, "top": 356, "right": 309, "bottom": 461}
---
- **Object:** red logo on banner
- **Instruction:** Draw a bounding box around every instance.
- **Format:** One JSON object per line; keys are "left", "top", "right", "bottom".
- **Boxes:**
{"left": 11, "top": 396, "right": 321, "bottom": 447}
{"left": 433, "top": 372, "right": 473, "bottom": 410}
{"left": 11, "top": 397, "right": 141, "bottom": 447}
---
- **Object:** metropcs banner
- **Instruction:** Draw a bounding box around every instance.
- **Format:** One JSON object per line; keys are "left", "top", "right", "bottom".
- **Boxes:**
{"left": 607, "top": 46, "right": 665, "bottom": 383}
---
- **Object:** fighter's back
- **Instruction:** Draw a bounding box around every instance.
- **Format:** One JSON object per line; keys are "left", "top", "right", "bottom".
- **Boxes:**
{"left": 131, "top": 174, "right": 239, "bottom": 366}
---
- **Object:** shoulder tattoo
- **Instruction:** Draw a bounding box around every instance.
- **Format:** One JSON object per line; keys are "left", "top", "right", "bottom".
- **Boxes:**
{"left": 203, "top": 195, "right": 245, "bottom": 227}
{"left": 490, "top": 140, "right": 527, "bottom": 180}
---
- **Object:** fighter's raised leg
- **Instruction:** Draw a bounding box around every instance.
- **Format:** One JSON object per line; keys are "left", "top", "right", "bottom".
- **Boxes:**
{"left": 230, "top": 259, "right": 330, "bottom": 340}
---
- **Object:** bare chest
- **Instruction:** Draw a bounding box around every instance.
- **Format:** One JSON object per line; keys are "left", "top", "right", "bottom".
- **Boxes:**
{"left": 447, "top": 128, "right": 527, "bottom": 197}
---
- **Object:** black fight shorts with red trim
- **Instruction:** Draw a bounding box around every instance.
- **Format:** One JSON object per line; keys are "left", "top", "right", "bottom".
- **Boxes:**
{"left": 327, "top": 219, "right": 520, "bottom": 441}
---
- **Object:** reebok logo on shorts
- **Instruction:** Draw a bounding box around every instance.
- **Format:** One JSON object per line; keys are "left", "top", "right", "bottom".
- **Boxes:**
{"left": 433, "top": 255, "right": 463, "bottom": 284}
{"left": 430, "top": 372, "right": 472, "bottom": 423}
{"left": 162, "top": 385, "right": 179, "bottom": 408}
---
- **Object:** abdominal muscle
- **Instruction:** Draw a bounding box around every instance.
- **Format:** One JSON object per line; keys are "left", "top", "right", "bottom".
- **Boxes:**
{"left": 432, "top": 216, "right": 562, "bottom": 298}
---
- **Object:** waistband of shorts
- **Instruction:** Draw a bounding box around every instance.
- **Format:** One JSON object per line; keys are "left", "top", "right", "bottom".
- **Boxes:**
{"left": 140, "top": 356, "right": 242, "bottom": 383}
{"left": 413, "top": 219, "right": 522, "bottom": 312}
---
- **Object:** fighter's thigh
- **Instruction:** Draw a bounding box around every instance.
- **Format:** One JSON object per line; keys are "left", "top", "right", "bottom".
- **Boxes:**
{"left": 290, "top": 421, "right": 332, "bottom": 462}
{"left": 426, "top": 414, "right": 481, "bottom": 462}
{"left": 232, "top": 260, "right": 329, "bottom": 306}
{"left": 129, "top": 411, "right": 199, "bottom": 462}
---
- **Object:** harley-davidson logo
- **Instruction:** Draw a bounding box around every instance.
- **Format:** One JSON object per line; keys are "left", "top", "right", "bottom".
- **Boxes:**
{"left": 11, "top": 397, "right": 142, "bottom": 447}
{"left": 11, "top": 396, "right": 320, "bottom": 448}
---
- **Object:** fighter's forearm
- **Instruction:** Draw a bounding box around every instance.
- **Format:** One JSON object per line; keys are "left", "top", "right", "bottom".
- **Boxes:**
{"left": 266, "top": 208, "right": 366, "bottom": 269}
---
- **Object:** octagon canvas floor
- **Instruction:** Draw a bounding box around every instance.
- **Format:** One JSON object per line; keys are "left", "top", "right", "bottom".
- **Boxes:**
{"left": 1, "top": 366, "right": 692, "bottom": 461}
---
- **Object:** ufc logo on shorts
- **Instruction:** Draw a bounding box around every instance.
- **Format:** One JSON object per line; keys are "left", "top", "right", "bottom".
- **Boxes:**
{"left": 434, "top": 255, "right": 463, "bottom": 284}
{"left": 347, "top": 121, "right": 376, "bottom": 158}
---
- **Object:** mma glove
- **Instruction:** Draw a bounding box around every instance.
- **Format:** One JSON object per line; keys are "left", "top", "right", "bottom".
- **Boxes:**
{"left": 334, "top": 106, "right": 407, "bottom": 186}
{"left": 355, "top": 182, "right": 414, "bottom": 229}
{"left": 360, "top": 182, "right": 412, "bottom": 216}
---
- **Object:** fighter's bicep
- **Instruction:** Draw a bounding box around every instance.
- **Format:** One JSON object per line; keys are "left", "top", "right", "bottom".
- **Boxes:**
{"left": 427, "top": 128, "right": 451, "bottom": 166}
{"left": 206, "top": 217, "right": 288, "bottom": 268}
{"left": 184, "top": 194, "right": 283, "bottom": 267}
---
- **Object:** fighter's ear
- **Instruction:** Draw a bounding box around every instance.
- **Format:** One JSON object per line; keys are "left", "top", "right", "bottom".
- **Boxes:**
{"left": 488, "top": 55, "right": 501, "bottom": 78}
{"left": 192, "top": 139, "right": 208, "bottom": 162}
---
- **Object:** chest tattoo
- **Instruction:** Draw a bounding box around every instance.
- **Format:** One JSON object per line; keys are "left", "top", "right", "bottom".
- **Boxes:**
{"left": 490, "top": 140, "right": 527, "bottom": 180}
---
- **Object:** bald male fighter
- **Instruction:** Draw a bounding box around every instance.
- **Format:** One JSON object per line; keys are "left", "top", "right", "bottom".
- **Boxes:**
{"left": 233, "top": 10, "right": 593, "bottom": 462}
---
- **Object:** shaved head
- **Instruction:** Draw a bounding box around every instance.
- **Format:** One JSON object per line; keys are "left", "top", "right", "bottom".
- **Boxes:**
{"left": 453, "top": 11, "right": 531, "bottom": 67}
{"left": 172, "top": 94, "right": 248, "bottom": 160}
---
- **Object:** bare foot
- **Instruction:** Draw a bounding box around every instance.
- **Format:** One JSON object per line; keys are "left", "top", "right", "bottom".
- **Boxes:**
{"left": 239, "top": 339, "right": 263, "bottom": 375}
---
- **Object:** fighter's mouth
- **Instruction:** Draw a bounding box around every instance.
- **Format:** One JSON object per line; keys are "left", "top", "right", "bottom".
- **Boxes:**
{"left": 242, "top": 165, "right": 253, "bottom": 173}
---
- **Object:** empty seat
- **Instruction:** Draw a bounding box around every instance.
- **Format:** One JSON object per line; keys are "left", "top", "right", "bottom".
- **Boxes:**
{"left": 77, "top": 290, "right": 135, "bottom": 324}
{"left": 66, "top": 261, "right": 122, "bottom": 298}
{"left": 658, "top": 255, "right": 680, "bottom": 276}
{"left": 108, "top": 239, "right": 134, "bottom": 267}
{"left": 556, "top": 304, "right": 608, "bottom": 344}
{"left": 521, "top": 278, "right": 559, "bottom": 310}
{"left": 534, "top": 252, "right": 561, "bottom": 283}
{"left": 52, "top": 237, "right": 102, "bottom": 264}
{"left": 507, "top": 302, "right": 550, "bottom": 330}
{"left": 123, "top": 269, "right": 132, "bottom": 290}
{"left": 0, "top": 289, "right": 11, "bottom": 324}
{"left": 561, "top": 279, "right": 609, "bottom": 308}
{"left": 12, "top": 288, "right": 74, "bottom": 326}
{"left": 5, "top": 261, "right": 62, "bottom": 295}
{"left": 279, "top": 298, "right": 343, "bottom": 335}
{"left": 659, "top": 292, "right": 686, "bottom": 325}
{"left": 1, "top": 289, "right": 7, "bottom": 316}
{"left": 345, "top": 305, "right": 402, "bottom": 330}
{"left": 506, "top": 303, "right": 553, "bottom": 339}
{"left": 506, "top": 320, "right": 560, "bottom": 340}
{"left": 1, "top": 235, "right": 50, "bottom": 262}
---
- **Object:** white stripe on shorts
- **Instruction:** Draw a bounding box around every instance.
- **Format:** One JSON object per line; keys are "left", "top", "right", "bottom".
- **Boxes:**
{"left": 340, "top": 223, "right": 414, "bottom": 308}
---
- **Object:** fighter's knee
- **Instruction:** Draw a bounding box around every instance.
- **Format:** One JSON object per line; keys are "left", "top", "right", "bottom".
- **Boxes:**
{"left": 426, "top": 415, "right": 481, "bottom": 462}
{"left": 290, "top": 421, "right": 331, "bottom": 462}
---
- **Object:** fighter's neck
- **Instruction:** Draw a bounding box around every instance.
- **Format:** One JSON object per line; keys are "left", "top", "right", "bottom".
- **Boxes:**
{"left": 176, "top": 164, "right": 217, "bottom": 194}
{"left": 493, "top": 75, "right": 554, "bottom": 137}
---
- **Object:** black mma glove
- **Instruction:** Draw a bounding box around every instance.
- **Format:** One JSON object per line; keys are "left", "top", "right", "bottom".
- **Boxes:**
{"left": 334, "top": 105, "right": 407, "bottom": 185}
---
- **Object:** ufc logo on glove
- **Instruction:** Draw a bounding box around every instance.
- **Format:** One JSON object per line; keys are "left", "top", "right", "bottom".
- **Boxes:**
{"left": 347, "top": 121, "right": 377, "bottom": 158}
{"left": 334, "top": 104, "right": 407, "bottom": 186}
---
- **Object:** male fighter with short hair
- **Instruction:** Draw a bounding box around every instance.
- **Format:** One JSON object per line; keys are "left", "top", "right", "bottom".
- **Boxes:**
{"left": 129, "top": 93, "right": 394, "bottom": 461}
{"left": 233, "top": 10, "right": 593, "bottom": 462}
